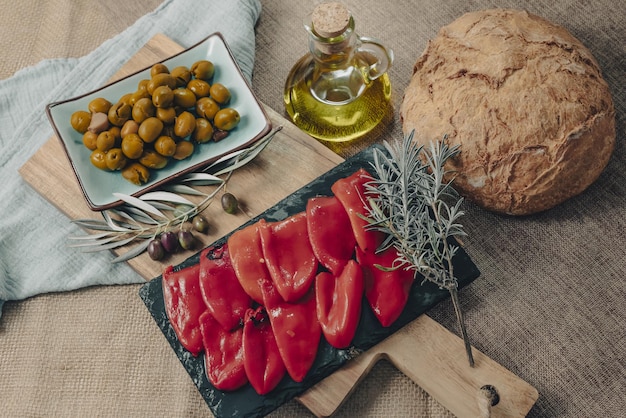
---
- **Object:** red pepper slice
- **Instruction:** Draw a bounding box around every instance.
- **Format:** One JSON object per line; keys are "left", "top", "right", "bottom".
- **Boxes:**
{"left": 199, "top": 311, "right": 248, "bottom": 391}
{"left": 356, "top": 246, "right": 415, "bottom": 327}
{"left": 242, "top": 306, "right": 287, "bottom": 395}
{"left": 227, "top": 223, "right": 272, "bottom": 304}
{"left": 306, "top": 196, "right": 356, "bottom": 276}
{"left": 258, "top": 212, "right": 318, "bottom": 303}
{"left": 315, "top": 259, "right": 364, "bottom": 348}
{"left": 261, "top": 281, "right": 321, "bottom": 383}
{"left": 162, "top": 264, "right": 206, "bottom": 356}
{"left": 199, "top": 244, "right": 252, "bottom": 331}
{"left": 331, "top": 168, "right": 384, "bottom": 253}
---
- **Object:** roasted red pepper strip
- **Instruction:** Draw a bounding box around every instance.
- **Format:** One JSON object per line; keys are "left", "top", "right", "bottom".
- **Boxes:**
{"left": 227, "top": 223, "right": 272, "bottom": 304}
{"left": 258, "top": 213, "right": 318, "bottom": 303}
{"left": 199, "top": 311, "right": 248, "bottom": 391}
{"left": 315, "top": 259, "right": 364, "bottom": 348}
{"left": 261, "top": 281, "right": 321, "bottom": 383}
{"left": 162, "top": 264, "right": 206, "bottom": 356}
{"left": 242, "top": 306, "right": 287, "bottom": 395}
{"left": 356, "top": 246, "right": 415, "bottom": 327}
{"left": 331, "top": 168, "right": 384, "bottom": 253}
{"left": 199, "top": 244, "right": 253, "bottom": 331}
{"left": 306, "top": 196, "right": 356, "bottom": 276}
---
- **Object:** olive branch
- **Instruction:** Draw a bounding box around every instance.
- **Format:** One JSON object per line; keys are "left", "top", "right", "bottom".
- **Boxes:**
{"left": 363, "top": 130, "right": 475, "bottom": 367}
{"left": 68, "top": 126, "right": 281, "bottom": 263}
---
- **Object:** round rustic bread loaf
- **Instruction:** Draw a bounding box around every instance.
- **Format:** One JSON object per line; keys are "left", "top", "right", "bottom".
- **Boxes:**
{"left": 400, "top": 9, "right": 615, "bottom": 215}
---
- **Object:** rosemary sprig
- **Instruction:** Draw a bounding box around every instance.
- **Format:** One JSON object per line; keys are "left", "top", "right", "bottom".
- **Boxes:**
{"left": 69, "top": 126, "right": 282, "bottom": 263}
{"left": 363, "top": 130, "right": 475, "bottom": 367}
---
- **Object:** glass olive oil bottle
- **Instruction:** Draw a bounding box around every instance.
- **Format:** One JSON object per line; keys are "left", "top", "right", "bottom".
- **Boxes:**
{"left": 284, "top": 2, "right": 393, "bottom": 143}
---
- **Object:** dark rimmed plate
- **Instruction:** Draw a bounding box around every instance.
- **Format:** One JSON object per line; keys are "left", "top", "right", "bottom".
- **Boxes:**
{"left": 46, "top": 32, "right": 271, "bottom": 211}
{"left": 139, "top": 144, "right": 480, "bottom": 417}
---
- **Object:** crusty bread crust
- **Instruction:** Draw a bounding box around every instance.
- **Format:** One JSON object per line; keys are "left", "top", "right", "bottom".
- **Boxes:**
{"left": 400, "top": 9, "right": 615, "bottom": 215}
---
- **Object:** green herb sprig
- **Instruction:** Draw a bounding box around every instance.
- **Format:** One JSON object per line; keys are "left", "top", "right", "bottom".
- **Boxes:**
{"left": 364, "top": 130, "right": 474, "bottom": 367}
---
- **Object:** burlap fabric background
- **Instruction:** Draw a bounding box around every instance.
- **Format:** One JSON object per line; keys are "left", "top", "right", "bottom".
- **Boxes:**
{"left": 1, "top": 0, "right": 624, "bottom": 417}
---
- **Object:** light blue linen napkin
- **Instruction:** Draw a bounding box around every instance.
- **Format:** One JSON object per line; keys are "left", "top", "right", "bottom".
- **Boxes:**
{"left": 0, "top": 0, "right": 262, "bottom": 318}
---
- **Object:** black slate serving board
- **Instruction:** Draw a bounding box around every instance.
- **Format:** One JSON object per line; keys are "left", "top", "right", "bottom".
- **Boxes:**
{"left": 139, "top": 144, "right": 481, "bottom": 417}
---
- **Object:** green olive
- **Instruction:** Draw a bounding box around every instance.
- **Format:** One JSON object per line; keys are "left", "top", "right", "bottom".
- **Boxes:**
{"left": 129, "top": 89, "right": 150, "bottom": 106}
{"left": 192, "top": 118, "right": 214, "bottom": 143}
{"left": 195, "top": 97, "right": 220, "bottom": 120}
{"left": 209, "top": 83, "right": 231, "bottom": 104}
{"left": 150, "top": 63, "right": 169, "bottom": 78}
{"left": 108, "top": 101, "right": 131, "bottom": 126}
{"left": 213, "top": 108, "right": 240, "bottom": 131}
{"left": 109, "top": 126, "right": 122, "bottom": 146}
{"left": 96, "top": 130, "right": 116, "bottom": 152}
{"left": 70, "top": 110, "right": 92, "bottom": 133}
{"left": 139, "top": 149, "right": 168, "bottom": 169}
{"left": 221, "top": 192, "right": 239, "bottom": 214}
{"left": 152, "top": 85, "right": 174, "bottom": 108}
{"left": 172, "top": 88, "right": 196, "bottom": 108}
{"left": 138, "top": 117, "right": 164, "bottom": 143}
{"left": 120, "top": 120, "right": 139, "bottom": 138}
{"left": 88, "top": 97, "right": 112, "bottom": 114}
{"left": 118, "top": 93, "right": 133, "bottom": 106}
{"left": 121, "top": 133, "right": 144, "bottom": 159}
{"left": 156, "top": 107, "right": 177, "bottom": 125}
{"left": 90, "top": 149, "right": 109, "bottom": 170}
{"left": 82, "top": 131, "right": 98, "bottom": 150}
{"left": 132, "top": 97, "right": 156, "bottom": 123}
{"left": 161, "top": 124, "right": 177, "bottom": 140}
{"left": 137, "top": 79, "right": 150, "bottom": 94}
{"left": 191, "top": 60, "right": 215, "bottom": 81}
{"left": 105, "top": 148, "right": 127, "bottom": 171}
{"left": 122, "top": 162, "right": 150, "bottom": 185}
{"left": 170, "top": 66, "right": 192, "bottom": 87}
{"left": 147, "top": 73, "right": 176, "bottom": 95}
{"left": 174, "top": 111, "right": 196, "bottom": 138}
{"left": 187, "top": 79, "right": 210, "bottom": 98}
{"left": 172, "top": 141, "right": 194, "bottom": 160}
{"left": 154, "top": 135, "right": 177, "bottom": 157}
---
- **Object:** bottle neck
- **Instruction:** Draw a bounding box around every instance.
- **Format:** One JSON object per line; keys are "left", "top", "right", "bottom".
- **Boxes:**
{"left": 305, "top": 15, "right": 358, "bottom": 67}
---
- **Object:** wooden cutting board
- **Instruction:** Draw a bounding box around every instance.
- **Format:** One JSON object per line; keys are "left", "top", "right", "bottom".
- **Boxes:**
{"left": 19, "top": 34, "right": 538, "bottom": 417}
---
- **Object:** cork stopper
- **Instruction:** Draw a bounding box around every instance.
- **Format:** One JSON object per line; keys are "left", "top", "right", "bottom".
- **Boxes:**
{"left": 311, "top": 2, "right": 351, "bottom": 38}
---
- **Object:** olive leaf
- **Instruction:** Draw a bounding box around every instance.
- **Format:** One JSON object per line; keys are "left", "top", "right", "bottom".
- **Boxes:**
{"left": 69, "top": 126, "right": 282, "bottom": 262}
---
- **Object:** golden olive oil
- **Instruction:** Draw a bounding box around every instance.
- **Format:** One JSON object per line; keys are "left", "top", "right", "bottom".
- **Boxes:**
{"left": 284, "top": 3, "right": 394, "bottom": 144}
{"left": 284, "top": 60, "right": 392, "bottom": 142}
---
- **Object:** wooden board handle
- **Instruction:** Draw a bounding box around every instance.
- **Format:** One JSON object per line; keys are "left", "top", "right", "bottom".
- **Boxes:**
{"left": 298, "top": 315, "right": 538, "bottom": 417}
